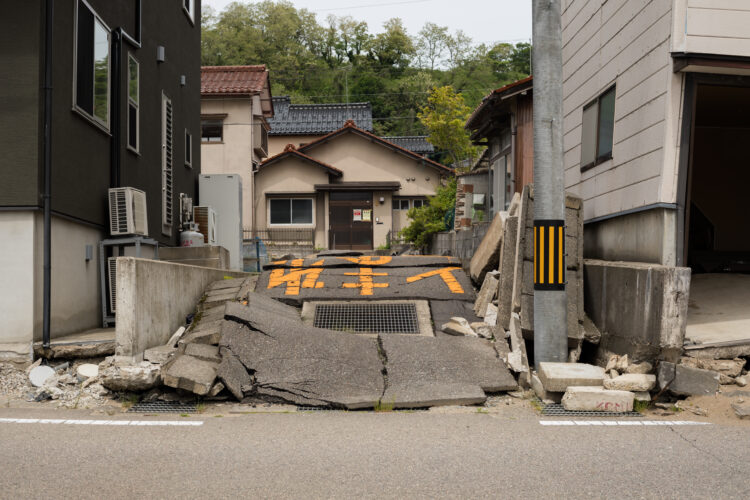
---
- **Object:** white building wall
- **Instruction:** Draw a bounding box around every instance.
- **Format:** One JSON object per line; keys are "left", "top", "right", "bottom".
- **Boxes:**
{"left": 672, "top": 0, "right": 750, "bottom": 58}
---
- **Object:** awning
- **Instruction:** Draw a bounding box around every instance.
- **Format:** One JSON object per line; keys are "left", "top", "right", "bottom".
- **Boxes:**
{"left": 314, "top": 182, "right": 401, "bottom": 192}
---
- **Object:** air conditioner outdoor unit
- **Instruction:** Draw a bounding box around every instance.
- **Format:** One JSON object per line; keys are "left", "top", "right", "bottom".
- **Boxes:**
{"left": 108, "top": 187, "right": 148, "bottom": 236}
{"left": 193, "top": 206, "right": 218, "bottom": 245}
{"left": 107, "top": 257, "right": 118, "bottom": 314}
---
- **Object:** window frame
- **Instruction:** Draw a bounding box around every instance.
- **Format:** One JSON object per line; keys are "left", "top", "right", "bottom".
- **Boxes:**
{"left": 127, "top": 53, "right": 139, "bottom": 153}
{"left": 201, "top": 116, "right": 225, "bottom": 143}
{"left": 185, "top": 129, "right": 192, "bottom": 168}
{"left": 72, "top": 0, "right": 112, "bottom": 132}
{"left": 268, "top": 197, "right": 315, "bottom": 227}
{"left": 580, "top": 84, "right": 616, "bottom": 172}
{"left": 183, "top": 0, "right": 195, "bottom": 24}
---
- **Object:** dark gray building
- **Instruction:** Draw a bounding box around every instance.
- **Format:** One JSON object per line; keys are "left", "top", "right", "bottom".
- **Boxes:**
{"left": 0, "top": 0, "right": 202, "bottom": 360}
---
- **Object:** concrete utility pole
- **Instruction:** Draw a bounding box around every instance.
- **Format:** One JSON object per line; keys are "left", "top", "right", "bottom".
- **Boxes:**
{"left": 532, "top": 0, "right": 568, "bottom": 366}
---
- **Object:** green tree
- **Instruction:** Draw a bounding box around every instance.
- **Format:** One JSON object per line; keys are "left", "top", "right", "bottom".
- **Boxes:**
{"left": 418, "top": 86, "right": 481, "bottom": 166}
{"left": 416, "top": 22, "right": 448, "bottom": 71}
{"left": 367, "top": 18, "right": 415, "bottom": 71}
{"left": 399, "top": 177, "right": 457, "bottom": 250}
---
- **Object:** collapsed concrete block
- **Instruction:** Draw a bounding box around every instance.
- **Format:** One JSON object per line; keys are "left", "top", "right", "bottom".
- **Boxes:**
{"left": 508, "top": 313, "right": 530, "bottom": 388}
{"left": 603, "top": 374, "right": 656, "bottom": 392}
{"left": 562, "top": 386, "right": 634, "bottom": 412}
{"left": 183, "top": 343, "right": 222, "bottom": 364}
{"left": 474, "top": 272, "right": 499, "bottom": 317}
{"left": 531, "top": 373, "right": 562, "bottom": 403}
{"left": 470, "top": 322, "right": 494, "bottom": 339}
{"left": 633, "top": 391, "right": 650, "bottom": 402}
{"left": 625, "top": 362, "right": 653, "bottom": 375}
{"left": 679, "top": 357, "right": 745, "bottom": 378}
{"left": 98, "top": 360, "right": 160, "bottom": 392}
{"left": 732, "top": 403, "right": 750, "bottom": 420}
{"left": 162, "top": 355, "right": 218, "bottom": 396}
{"left": 496, "top": 215, "right": 518, "bottom": 331}
{"left": 657, "top": 362, "right": 719, "bottom": 396}
{"left": 469, "top": 211, "right": 507, "bottom": 284}
{"left": 441, "top": 317, "right": 478, "bottom": 337}
{"left": 179, "top": 321, "right": 223, "bottom": 346}
{"left": 484, "top": 303, "right": 498, "bottom": 326}
{"left": 217, "top": 347, "right": 253, "bottom": 400}
{"left": 537, "top": 362, "right": 606, "bottom": 393}
{"left": 144, "top": 345, "right": 177, "bottom": 365}
{"left": 582, "top": 315, "right": 602, "bottom": 344}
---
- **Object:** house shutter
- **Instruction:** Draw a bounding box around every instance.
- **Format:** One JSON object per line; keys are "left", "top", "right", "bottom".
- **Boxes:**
{"left": 162, "top": 93, "right": 173, "bottom": 235}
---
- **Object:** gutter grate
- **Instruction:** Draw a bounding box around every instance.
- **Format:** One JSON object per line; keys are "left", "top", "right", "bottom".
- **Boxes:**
{"left": 313, "top": 303, "right": 419, "bottom": 334}
{"left": 128, "top": 401, "right": 197, "bottom": 414}
{"left": 541, "top": 403, "right": 643, "bottom": 418}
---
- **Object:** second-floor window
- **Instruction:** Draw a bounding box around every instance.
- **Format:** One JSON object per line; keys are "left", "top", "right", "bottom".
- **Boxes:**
{"left": 201, "top": 118, "right": 223, "bottom": 143}
{"left": 127, "top": 55, "right": 139, "bottom": 151}
{"left": 74, "top": 0, "right": 110, "bottom": 128}
{"left": 581, "top": 85, "right": 615, "bottom": 171}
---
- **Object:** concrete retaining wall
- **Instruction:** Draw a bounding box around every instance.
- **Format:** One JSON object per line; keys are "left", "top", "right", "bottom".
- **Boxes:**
{"left": 159, "top": 245, "right": 230, "bottom": 269}
{"left": 583, "top": 259, "right": 691, "bottom": 364}
{"left": 430, "top": 222, "right": 491, "bottom": 268}
{"left": 115, "top": 258, "right": 247, "bottom": 359}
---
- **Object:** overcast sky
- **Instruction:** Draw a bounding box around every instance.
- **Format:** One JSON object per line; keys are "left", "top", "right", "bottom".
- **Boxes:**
{"left": 202, "top": 0, "right": 532, "bottom": 46}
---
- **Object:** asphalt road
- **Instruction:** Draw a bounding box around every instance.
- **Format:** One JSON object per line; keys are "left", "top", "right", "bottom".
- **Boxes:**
{"left": 1, "top": 406, "right": 748, "bottom": 499}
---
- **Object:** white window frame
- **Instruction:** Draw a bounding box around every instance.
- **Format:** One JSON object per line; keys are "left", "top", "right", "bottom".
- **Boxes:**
{"left": 127, "top": 54, "right": 139, "bottom": 153}
{"left": 183, "top": 0, "right": 195, "bottom": 24}
{"left": 72, "top": 0, "right": 111, "bottom": 132}
{"left": 268, "top": 197, "right": 315, "bottom": 227}
{"left": 185, "top": 129, "right": 192, "bottom": 168}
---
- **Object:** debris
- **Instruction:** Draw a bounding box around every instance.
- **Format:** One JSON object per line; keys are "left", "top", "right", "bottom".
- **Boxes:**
{"left": 441, "top": 317, "right": 478, "bottom": 337}
{"left": 605, "top": 355, "right": 618, "bottom": 372}
{"left": 537, "top": 362, "right": 606, "bottom": 393}
{"left": 474, "top": 271, "right": 499, "bottom": 317}
{"left": 530, "top": 373, "right": 562, "bottom": 403}
{"left": 657, "top": 361, "right": 720, "bottom": 396}
{"left": 736, "top": 375, "right": 748, "bottom": 387}
{"left": 208, "top": 381, "right": 225, "bottom": 397}
{"left": 484, "top": 303, "right": 498, "bottom": 326}
{"left": 731, "top": 403, "right": 750, "bottom": 420}
{"left": 507, "top": 313, "right": 531, "bottom": 388}
{"left": 470, "top": 322, "right": 494, "bottom": 339}
{"left": 625, "top": 362, "right": 653, "bottom": 375}
{"left": 217, "top": 347, "right": 253, "bottom": 401}
{"left": 75, "top": 364, "right": 99, "bottom": 382}
{"left": 98, "top": 359, "right": 160, "bottom": 392}
{"left": 25, "top": 358, "right": 42, "bottom": 374}
{"left": 568, "top": 340, "right": 582, "bottom": 363}
{"left": 166, "top": 326, "right": 186, "bottom": 348}
{"left": 603, "top": 374, "right": 656, "bottom": 392}
{"left": 615, "top": 354, "right": 629, "bottom": 372}
{"left": 469, "top": 212, "right": 507, "bottom": 284}
{"left": 561, "top": 386, "right": 634, "bottom": 412}
{"left": 679, "top": 357, "right": 744, "bottom": 378}
{"left": 29, "top": 365, "right": 55, "bottom": 388}
{"left": 183, "top": 343, "right": 222, "bottom": 364}
{"left": 608, "top": 369, "right": 619, "bottom": 379}
{"left": 144, "top": 344, "right": 178, "bottom": 364}
{"left": 162, "top": 355, "right": 219, "bottom": 396}
{"left": 581, "top": 315, "right": 601, "bottom": 345}
{"left": 633, "top": 391, "right": 651, "bottom": 402}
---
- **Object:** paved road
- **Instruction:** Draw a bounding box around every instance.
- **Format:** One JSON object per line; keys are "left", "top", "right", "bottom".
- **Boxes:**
{"left": 1, "top": 406, "right": 748, "bottom": 499}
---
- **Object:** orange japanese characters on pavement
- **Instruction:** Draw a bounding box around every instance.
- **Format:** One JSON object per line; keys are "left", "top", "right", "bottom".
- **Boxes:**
{"left": 342, "top": 267, "right": 389, "bottom": 296}
{"left": 405, "top": 267, "right": 465, "bottom": 294}
{"left": 341, "top": 256, "right": 393, "bottom": 266}
{"left": 267, "top": 259, "right": 325, "bottom": 295}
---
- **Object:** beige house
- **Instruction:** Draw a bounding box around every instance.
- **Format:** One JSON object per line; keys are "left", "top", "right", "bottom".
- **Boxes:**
{"left": 253, "top": 121, "right": 453, "bottom": 250}
{"left": 200, "top": 66, "right": 273, "bottom": 229}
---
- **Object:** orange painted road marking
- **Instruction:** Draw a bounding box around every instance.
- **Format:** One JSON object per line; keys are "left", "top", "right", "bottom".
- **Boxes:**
{"left": 405, "top": 267, "right": 464, "bottom": 294}
{"left": 267, "top": 267, "right": 325, "bottom": 295}
{"left": 342, "top": 267, "right": 389, "bottom": 296}
{"left": 342, "top": 256, "right": 393, "bottom": 266}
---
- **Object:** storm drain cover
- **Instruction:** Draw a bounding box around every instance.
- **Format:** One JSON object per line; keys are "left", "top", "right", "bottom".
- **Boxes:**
{"left": 127, "top": 401, "right": 197, "bottom": 414}
{"left": 541, "top": 403, "right": 642, "bottom": 418}
{"left": 313, "top": 303, "right": 419, "bottom": 334}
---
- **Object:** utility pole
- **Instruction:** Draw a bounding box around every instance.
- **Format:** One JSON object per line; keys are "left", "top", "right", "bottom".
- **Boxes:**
{"left": 532, "top": 0, "right": 568, "bottom": 366}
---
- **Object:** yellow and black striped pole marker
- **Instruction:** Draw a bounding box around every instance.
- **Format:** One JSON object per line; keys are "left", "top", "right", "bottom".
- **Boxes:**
{"left": 534, "top": 219, "right": 565, "bottom": 291}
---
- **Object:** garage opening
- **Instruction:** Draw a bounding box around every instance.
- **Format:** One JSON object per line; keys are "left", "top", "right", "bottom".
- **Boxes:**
{"left": 685, "top": 83, "right": 750, "bottom": 350}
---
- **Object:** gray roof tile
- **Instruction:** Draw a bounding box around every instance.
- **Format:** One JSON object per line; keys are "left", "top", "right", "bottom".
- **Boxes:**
{"left": 380, "top": 136, "right": 434, "bottom": 154}
{"left": 268, "top": 96, "right": 373, "bottom": 135}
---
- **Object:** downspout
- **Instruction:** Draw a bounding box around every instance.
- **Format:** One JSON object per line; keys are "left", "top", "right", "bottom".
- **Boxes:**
{"left": 42, "top": 0, "right": 54, "bottom": 350}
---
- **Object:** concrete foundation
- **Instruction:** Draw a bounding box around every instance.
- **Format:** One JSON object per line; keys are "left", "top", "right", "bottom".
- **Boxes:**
{"left": 584, "top": 259, "right": 691, "bottom": 364}
{"left": 159, "top": 245, "right": 230, "bottom": 270}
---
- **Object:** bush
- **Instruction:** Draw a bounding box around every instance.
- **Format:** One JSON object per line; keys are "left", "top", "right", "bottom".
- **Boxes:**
{"left": 399, "top": 177, "right": 456, "bottom": 250}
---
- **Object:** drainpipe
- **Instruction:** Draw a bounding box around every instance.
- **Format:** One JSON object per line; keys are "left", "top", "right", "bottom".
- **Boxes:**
{"left": 41, "top": 0, "right": 54, "bottom": 350}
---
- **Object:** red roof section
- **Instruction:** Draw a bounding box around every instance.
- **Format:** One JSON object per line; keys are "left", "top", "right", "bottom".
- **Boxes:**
{"left": 259, "top": 144, "right": 343, "bottom": 176}
{"left": 201, "top": 65, "right": 270, "bottom": 96}
{"left": 298, "top": 120, "right": 454, "bottom": 174}
{"left": 466, "top": 75, "right": 533, "bottom": 129}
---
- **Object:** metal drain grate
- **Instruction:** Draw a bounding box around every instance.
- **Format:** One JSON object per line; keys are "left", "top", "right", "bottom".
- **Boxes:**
{"left": 542, "top": 403, "right": 643, "bottom": 418}
{"left": 127, "top": 401, "right": 197, "bottom": 414}
{"left": 313, "top": 303, "right": 419, "bottom": 334}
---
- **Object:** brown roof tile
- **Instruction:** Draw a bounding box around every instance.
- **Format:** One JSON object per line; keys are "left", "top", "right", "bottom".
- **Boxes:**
{"left": 201, "top": 65, "right": 269, "bottom": 95}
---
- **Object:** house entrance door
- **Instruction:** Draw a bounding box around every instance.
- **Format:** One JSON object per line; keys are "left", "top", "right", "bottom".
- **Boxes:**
{"left": 329, "top": 191, "right": 373, "bottom": 250}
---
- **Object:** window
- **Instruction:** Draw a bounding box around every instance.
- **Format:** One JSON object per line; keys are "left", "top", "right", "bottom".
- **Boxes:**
{"left": 162, "top": 93, "right": 173, "bottom": 236}
{"left": 270, "top": 198, "right": 313, "bottom": 225}
{"left": 581, "top": 85, "right": 616, "bottom": 170}
{"left": 74, "top": 0, "right": 110, "bottom": 128}
{"left": 127, "top": 55, "right": 139, "bottom": 151}
{"left": 201, "top": 119, "right": 223, "bottom": 142}
{"left": 183, "top": 0, "right": 195, "bottom": 23}
{"left": 412, "top": 199, "right": 424, "bottom": 209}
{"left": 400, "top": 199, "right": 410, "bottom": 210}
{"left": 392, "top": 199, "right": 412, "bottom": 210}
{"left": 185, "top": 130, "right": 192, "bottom": 167}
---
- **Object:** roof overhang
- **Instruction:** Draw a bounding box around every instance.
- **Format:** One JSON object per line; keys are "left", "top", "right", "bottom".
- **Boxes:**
{"left": 672, "top": 53, "right": 750, "bottom": 76}
{"left": 314, "top": 182, "right": 401, "bottom": 192}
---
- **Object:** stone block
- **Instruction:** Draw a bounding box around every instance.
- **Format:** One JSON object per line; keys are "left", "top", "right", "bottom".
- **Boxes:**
{"left": 508, "top": 313, "right": 530, "bottom": 388}
{"left": 470, "top": 322, "right": 494, "bottom": 339}
{"left": 183, "top": 343, "right": 222, "bottom": 364}
{"left": 497, "top": 215, "right": 518, "bottom": 331}
{"left": 98, "top": 359, "right": 160, "bottom": 392}
{"left": 162, "top": 354, "right": 219, "bottom": 396}
{"left": 484, "top": 303, "right": 498, "bottom": 326}
{"left": 679, "top": 357, "right": 745, "bottom": 378}
{"left": 217, "top": 347, "right": 253, "bottom": 400}
{"left": 603, "top": 374, "right": 656, "bottom": 392}
{"left": 431, "top": 301, "right": 482, "bottom": 337}
{"left": 180, "top": 321, "right": 223, "bottom": 346}
{"left": 469, "top": 211, "right": 506, "bottom": 284}
{"left": 657, "top": 362, "right": 719, "bottom": 396}
{"left": 144, "top": 345, "right": 177, "bottom": 365}
{"left": 562, "top": 386, "right": 634, "bottom": 412}
{"left": 633, "top": 391, "right": 651, "bottom": 402}
{"left": 537, "top": 362, "right": 606, "bottom": 393}
{"left": 441, "top": 318, "right": 478, "bottom": 337}
{"left": 531, "top": 373, "right": 562, "bottom": 403}
{"left": 731, "top": 403, "right": 750, "bottom": 420}
{"left": 474, "top": 272, "right": 499, "bottom": 317}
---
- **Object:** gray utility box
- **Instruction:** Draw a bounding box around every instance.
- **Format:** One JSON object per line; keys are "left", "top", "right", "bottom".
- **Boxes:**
{"left": 199, "top": 174, "right": 243, "bottom": 271}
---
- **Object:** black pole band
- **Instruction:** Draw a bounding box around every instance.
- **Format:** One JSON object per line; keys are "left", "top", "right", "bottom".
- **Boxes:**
{"left": 534, "top": 219, "right": 566, "bottom": 291}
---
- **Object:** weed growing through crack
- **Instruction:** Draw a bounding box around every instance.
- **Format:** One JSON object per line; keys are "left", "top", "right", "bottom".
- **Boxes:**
{"left": 476, "top": 407, "right": 489, "bottom": 414}
{"left": 121, "top": 393, "right": 140, "bottom": 410}
{"left": 374, "top": 399, "right": 395, "bottom": 412}
{"left": 634, "top": 400, "right": 649, "bottom": 413}
{"left": 180, "top": 413, "right": 190, "bottom": 417}
{"left": 196, "top": 402, "right": 206, "bottom": 413}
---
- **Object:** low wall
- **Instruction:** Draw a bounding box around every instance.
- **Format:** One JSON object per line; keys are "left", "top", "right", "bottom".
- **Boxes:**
{"left": 159, "top": 245, "right": 230, "bottom": 269}
{"left": 115, "top": 258, "right": 247, "bottom": 359}
{"left": 429, "top": 222, "right": 491, "bottom": 268}
{"left": 583, "top": 259, "right": 691, "bottom": 364}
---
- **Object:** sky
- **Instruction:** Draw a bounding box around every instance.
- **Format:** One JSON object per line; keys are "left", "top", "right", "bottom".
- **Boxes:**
{"left": 202, "top": 0, "right": 532, "bottom": 47}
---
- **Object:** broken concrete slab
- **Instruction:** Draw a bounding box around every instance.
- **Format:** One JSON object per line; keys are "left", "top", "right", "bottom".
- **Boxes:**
{"left": 531, "top": 373, "right": 562, "bottom": 403}
{"left": 633, "top": 391, "right": 651, "bottom": 402}
{"left": 731, "top": 403, "right": 750, "bottom": 420}
{"left": 380, "top": 334, "right": 517, "bottom": 397}
{"left": 603, "top": 374, "right": 656, "bottom": 392}
{"left": 217, "top": 345, "right": 253, "bottom": 400}
{"left": 508, "top": 313, "right": 530, "bottom": 388}
{"left": 683, "top": 344, "right": 750, "bottom": 360}
{"left": 537, "top": 362, "right": 606, "bottom": 393}
{"left": 381, "top": 382, "right": 486, "bottom": 409}
{"left": 98, "top": 359, "right": 160, "bottom": 392}
{"left": 183, "top": 343, "right": 222, "bottom": 364}
{"left": 496, "top": 215, "right": 518, "bottom": 331}
{"left": 561, "top": 386, "right": 634, "bottom": 412}
{"left": 470, "top": 322, "right": 494, "bottom": 339}
{"left": 162, "top": 355, "right": 218, "bottom": 396}
{"left": 180, "top": 321, "right": 223, "bottom": 346}
{"left": 207, "top": 278, "right": 246, "bottom": 292}
{"left": 430, "top": 300, "right": 483, "bottom": 337}
{"left": 166, "top": 327, "right": 186, "bottom": 348}
{"left": 484, "top": 303, "right": 498, "bottom": 326}
{"left": 469, "top": 211, "right": 507, "bottom": 284}
{"left": 474, "top": 272, "right": 499, "bottom": 317}
{"left": 625, "top": 362, "right": 653, "bottom": 375}
{"left": 582, "top": 315, "right": 601, "bottom": 345}
{"left": 679, "top": 357, "right": 745, "bottom": 378}
{"left": 144, "top": 344, "right": 177, "bottom": 364}
{"left": 226, "top": 292, "right": 301, "bottom": 323}
{"left": 220, "top": 307, "right": 384, "bottom": 408}
{"left": 657, "top": 361, "right": 720, "bottom": 396}
{"left": 441, "top": 317, "right": 477, "bottom": 337}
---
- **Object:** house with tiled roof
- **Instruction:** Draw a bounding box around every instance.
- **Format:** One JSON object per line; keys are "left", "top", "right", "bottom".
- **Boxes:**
{"left": 253, "top": 121, "right": 454, "bottom": 251}
{"left": 200, "top": 65, "right": 274, "bottom": 230}
{"left": 266, "top": 96, "right": 373, "bottom": 156}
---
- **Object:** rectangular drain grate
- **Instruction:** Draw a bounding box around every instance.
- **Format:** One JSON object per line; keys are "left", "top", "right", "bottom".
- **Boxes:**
{"left": 127, "top": 401, "right": 197, "bottom": 414}
{"left": 313, "top": 303, "right": 419, "bottom": 334}
{"left": 542, "top": 403, "right": 643, "bottom": 418}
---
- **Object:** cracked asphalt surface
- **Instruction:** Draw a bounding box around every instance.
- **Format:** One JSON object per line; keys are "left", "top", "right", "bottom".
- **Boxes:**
{"left": 1, "top": 405, "right": 748, "bottom": 499}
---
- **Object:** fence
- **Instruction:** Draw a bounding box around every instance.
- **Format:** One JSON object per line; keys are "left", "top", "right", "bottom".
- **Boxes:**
{"left": 429, "top": 221, "right": 491, "bottom": 268}
{"left": 243, "top": 228, "right": 316, "bottom": 270}
{"left": 243, "top": 228, "right": 315, "bottom": 246}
